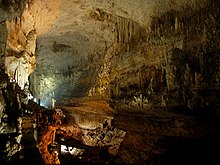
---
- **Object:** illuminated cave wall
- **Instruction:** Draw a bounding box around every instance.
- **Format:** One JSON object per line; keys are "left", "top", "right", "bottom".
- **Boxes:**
{"left": 29, "top": 11, "right": 145, "bottom": 106}
{"left": 0, "top": 0, "right": 32, "bottom": 161}
{"left": 108, "top": 1, "right": 220, "bottom": 113}
{"left": 29, "top": 1, "right": 219, "bottom": 114}
{"left": 0, "top": 0, "right": 60, "bottom": 161}
{"left": 1, "top": 0, "right": 60, "bottom": 87}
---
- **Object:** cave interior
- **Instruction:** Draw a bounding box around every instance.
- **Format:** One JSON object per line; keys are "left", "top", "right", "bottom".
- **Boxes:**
{"left": 0, "top": 0, "right": 220, "bottom": 164}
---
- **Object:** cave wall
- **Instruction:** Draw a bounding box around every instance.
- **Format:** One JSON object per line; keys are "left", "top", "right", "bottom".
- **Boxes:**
{"left": 1, "top": 0, "right": 38, "bottom": 90}
{"left": 106, "top": 0, "right": 220, "bottom": 113}
{"left": 1, "top": 0, "right": 60, "bottom": 89}
{"left": 0, "top": 0, "right": 26, "bottom": 69}
{"left": 82, "top": 16, "right": 146, "bottom": 99}
{"left": 26, "top": 0, "right": 212, "bottom": 109}
{"left": 0, "top": 0, "right": 40, "bottom": 161}
{"left": 29, "top": 9, "right": 146, "bottom": 105}
{"left": 0, "top": 72, "right": 26, "bottom": 161}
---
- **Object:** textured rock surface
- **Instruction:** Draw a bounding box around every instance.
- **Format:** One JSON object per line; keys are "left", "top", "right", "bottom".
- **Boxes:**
{"left": 58, "top": 100, "right": 126, "bottom": 161}
{"left": 28, "top": 0, "right": 209, "bottom": 105}
{"left": 0, "top": 1, "right": 38, "bottom": 162}
{"left": 4, "top": 9, "right": 36, "bottom": 90}
{"left": 0, "top": 72, "right": 23, "bottom": 161}
{"left": 1, "top": 0, "right": 60, "bottom": 90}
{"left": 108, "top": 0, "right": 220, "bottom": 114}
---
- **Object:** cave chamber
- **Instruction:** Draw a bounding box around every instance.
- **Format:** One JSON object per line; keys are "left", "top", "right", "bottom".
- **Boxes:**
{"left": 0, "top": 0, "right": 220, "bottom": 164}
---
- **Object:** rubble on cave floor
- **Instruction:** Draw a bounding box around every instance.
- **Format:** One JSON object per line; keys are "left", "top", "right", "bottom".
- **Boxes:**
{"left": 55, "top": 98, "right": 126, "bottom": 164}
{"left": 58, "top": 98, "right": 220, "bottom": 164}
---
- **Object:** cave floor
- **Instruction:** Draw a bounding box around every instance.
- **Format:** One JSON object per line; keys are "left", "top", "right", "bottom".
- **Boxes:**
{"left": 57, "top": 98, "right": 220, "bottom": 164}
{"left": 17, "top": 98, "right": 220, "bottom": 164}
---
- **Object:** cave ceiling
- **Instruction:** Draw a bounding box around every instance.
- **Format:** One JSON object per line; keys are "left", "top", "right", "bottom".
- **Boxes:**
{"left": 35, "top": 0, "right": 206, "bottom": 67}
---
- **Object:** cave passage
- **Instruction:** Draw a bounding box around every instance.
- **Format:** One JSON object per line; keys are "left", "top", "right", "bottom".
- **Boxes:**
{"left": 1, "top": 0, "right": 220, "bottom": 164}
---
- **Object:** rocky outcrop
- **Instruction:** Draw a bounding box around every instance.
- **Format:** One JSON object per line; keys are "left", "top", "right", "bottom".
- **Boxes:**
{"left": 0, "top": 1, "right": 38, "bottom": 90}
{"left": 1, "top": 0, "right": 61, "bottom": 91}
{"left": 82, "top": 127, "right": 126, "bottom": 156}
{"left": 0, "top": 71, "right": 23, "bottom": 161}
{"left": 4, "top": 10, "right": 37, "bottom": 89}
{"left": 0, "top": 0, "right": 52, "bottom": 162}
{"left": 0, "top": 0, "right": 27, "bottom": 70}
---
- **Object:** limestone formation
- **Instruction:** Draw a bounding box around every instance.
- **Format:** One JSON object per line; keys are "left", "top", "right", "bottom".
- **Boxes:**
{"left": 0, "top": 72, "right": 26, "bottom": 161}
{"left": 0, "top": 0, "right": 220, "bottom": 164}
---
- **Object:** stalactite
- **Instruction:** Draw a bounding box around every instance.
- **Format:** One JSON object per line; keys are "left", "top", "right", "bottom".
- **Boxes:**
{"left": 128, "top": 20, "right": 132, "bottom": 41}
{"left": 124, "top": 19, "right": 128, "bottom": 43}
{"left": 116, "top": 16, "right": 144, "bottom": 47}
